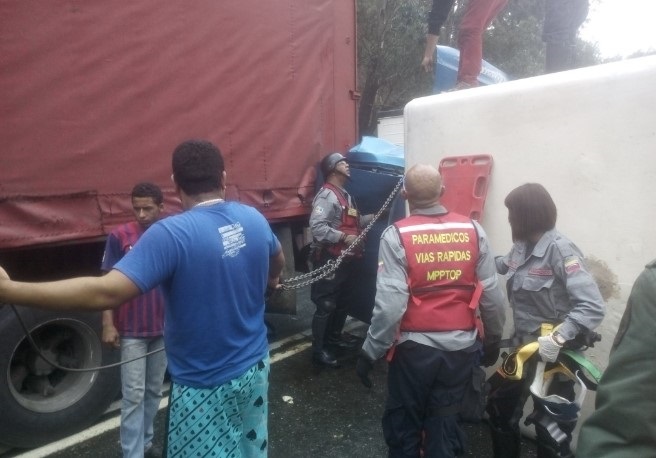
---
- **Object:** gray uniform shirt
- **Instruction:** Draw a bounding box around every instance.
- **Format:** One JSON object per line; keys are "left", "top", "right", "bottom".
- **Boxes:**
{"left": 362, "top": 205, "right": 506, "bottom": 361}
{"left": 310, "top": 184, "right": 372, "bottom": 244}
{"left": 496, "top": 228, "right": 605, "bottom": 340}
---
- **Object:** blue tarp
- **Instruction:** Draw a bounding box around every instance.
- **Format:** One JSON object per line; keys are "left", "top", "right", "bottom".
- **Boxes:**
{"left": 348, "top": 136, "right": 404, "bottom": 169}
{"left": 434, "top": 45, "right": 510, "bottom": 93}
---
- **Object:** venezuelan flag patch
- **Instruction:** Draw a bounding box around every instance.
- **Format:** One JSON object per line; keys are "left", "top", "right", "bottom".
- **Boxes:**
{"left": 564, "top": 257, "right": 581, "bottom": 275}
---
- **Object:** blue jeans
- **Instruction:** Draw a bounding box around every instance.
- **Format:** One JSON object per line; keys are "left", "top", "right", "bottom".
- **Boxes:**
{"left": 120, "top": 337, "right": 167, "bottom": 458}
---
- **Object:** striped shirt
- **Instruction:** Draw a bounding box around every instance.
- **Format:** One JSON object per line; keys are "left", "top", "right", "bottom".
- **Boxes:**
{"left": 101, "top": 221, "right": 165, "bottom": 337}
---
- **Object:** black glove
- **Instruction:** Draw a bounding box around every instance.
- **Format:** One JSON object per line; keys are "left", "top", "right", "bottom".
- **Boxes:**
{"left": 566, "top": 330, "right": 602, "bottom": 349}
{"left": 481, "top": 341, "right": 500, "bottom": 367}
{"left": 355, "top": 354, "right": 374, "bottom": 388}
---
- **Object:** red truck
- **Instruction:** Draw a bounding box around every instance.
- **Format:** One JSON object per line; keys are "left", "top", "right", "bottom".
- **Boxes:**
{"left": 0, "top": 0, "right": 358, "bottom": 448}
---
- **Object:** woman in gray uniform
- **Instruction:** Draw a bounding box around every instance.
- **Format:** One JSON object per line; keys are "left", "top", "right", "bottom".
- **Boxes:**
{"left": 486, "top": 183, "right": 605, "bottom": 458}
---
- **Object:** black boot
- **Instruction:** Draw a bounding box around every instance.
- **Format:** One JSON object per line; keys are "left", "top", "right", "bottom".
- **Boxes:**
{"left": 326, "top": 307, "right": 358, "bottom": 350}
{"left": 327, "top": 306, "right": 348, "bottom": 338}
{"left": 312, "top": 312, "right": 339, "bottom": 367}
{"left": 312, "top": 349, "right": 339, "bottom": 367}
{"left": 326, "top": 335, "right": 359, "bottom": 350}
{"left": 489, "top": 424, "right": 521, "bottom": 458}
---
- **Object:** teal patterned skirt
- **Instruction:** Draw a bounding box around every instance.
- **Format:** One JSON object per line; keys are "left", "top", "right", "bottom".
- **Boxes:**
{"left": 167, "top": 356, "right": 270, "bottom": 457}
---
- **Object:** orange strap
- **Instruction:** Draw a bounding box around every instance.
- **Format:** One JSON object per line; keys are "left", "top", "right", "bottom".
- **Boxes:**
{"left": 386, "top": 329, "right": 400, "bottom": 362}
{"left": 470, "top": 281, "right": 484, "bottom": 339}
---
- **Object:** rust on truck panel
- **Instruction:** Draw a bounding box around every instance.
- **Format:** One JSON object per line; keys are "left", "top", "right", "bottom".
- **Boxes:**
{"left": 0, "top": 0, "right": 357, "bottom": 249}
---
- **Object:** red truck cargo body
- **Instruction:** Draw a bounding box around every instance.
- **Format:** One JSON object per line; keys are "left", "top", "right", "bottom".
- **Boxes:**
{"left": 0, "top": 0, "right": 357, "bottom": 449}
{"left": 0, "top": 0, "right": 357, "bottom": 249}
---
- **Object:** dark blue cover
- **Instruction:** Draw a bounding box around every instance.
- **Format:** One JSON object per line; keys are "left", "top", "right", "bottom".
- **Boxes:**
{"left": 343, "top": 136, "right": 405, "bottom": 323}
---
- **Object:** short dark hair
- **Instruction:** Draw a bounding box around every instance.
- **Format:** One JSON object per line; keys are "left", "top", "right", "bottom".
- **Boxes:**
{"left": 504, "top": 183, "right": 557, "bottom": 241}
{"left": 131, "top": 182, "right": 163, "bottom": 205}
{"left": 171, "top": 139, "right": 225, "bottom": 195}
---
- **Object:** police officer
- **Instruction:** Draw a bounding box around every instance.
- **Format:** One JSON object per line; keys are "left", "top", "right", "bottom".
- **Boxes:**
{"left": 486, "top": 183, "right": 605, "bottom": 458}
{"left": 309, "top": 152, "right": 373, "bottom": 367}
{"left": 356, "top": 164, "right": 506, "bottom": 457}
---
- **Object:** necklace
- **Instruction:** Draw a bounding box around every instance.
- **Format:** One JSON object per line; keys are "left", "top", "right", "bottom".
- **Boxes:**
{"left": 194, "top": 198, "right": 224, "bottom": 207}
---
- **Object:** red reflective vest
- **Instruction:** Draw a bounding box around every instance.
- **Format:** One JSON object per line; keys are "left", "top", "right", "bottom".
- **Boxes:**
{"left": 322, "top": 183, "right": 363, "bottom": 257}
{"left": 396, "top": 212, "right": 479, "bottom": 332}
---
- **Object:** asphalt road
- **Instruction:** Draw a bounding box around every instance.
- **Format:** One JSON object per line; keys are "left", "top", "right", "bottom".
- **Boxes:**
{"left": 7, "top": 286, "right": 537, "bottom": 457}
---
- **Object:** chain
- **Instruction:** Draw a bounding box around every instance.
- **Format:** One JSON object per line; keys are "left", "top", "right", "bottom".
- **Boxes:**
{"left": 281, "top": 176, "right": 404, "bottom": 290}
{"left": 5, "top": 177, "right": 402, "bottom": 372}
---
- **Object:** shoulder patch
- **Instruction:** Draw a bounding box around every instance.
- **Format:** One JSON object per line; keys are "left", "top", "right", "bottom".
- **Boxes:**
{"left": 564, "top": 257, "right": 582, "bottom": 275}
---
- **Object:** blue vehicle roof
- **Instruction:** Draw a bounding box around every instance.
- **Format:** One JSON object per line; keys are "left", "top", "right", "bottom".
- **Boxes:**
{"left": 433, "top": 45, "right": 509, "bottom": 93}
{"left": 348, "top": 136, "right": 404, "bottom": 170}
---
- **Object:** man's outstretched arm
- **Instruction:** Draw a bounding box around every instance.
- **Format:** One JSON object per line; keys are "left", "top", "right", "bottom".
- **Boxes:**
{"left": 0, "top": 266, "right": 141, "bottom": 311}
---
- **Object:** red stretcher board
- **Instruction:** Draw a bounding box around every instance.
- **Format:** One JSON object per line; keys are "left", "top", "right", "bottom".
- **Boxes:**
{"left": 438, "top": 154, "right": 493, "bottom": 222}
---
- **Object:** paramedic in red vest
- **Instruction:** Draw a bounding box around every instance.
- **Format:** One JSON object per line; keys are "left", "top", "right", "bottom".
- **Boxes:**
{"left": 357, "top": 164, "right": 506, "bottom": 457}
{"left": 309, "top": 152, "right": 374, "bottom": 367}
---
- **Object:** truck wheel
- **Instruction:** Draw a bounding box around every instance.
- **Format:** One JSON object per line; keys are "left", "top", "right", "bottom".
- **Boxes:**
{"left": 0, "top": 305, "right": 121, "bottom": 448}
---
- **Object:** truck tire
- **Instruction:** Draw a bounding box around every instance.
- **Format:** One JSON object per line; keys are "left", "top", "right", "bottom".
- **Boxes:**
{"left": 0, "top": 305, "right": 121, "bottom": 448}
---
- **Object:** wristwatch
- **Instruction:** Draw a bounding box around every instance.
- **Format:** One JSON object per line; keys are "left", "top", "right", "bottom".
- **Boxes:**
{"left": 552, "top": 332, "right": 566, "bottom": 346}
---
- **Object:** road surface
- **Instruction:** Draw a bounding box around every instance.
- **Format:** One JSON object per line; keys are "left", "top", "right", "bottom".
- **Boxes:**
{"left": 5, "top": 287, "right": 537, "bottom": 457}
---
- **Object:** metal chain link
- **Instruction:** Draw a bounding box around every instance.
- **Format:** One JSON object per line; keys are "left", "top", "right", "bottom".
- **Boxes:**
{"left": 281, "top": 176, "right": 404, "bottom": 290}
{"left": 5, "top": 177, "right": 403, "bottom": 372}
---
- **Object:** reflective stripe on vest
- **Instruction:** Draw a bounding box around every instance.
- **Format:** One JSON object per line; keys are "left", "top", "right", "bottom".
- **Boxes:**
{"left": 396, "top": 213, "right": 479, "bottom": 332}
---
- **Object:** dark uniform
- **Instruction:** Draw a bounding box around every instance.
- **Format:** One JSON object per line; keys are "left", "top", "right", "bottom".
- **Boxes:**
{"left": 576, "top": 259, "right": 656, "bottom": 457}
{"left": 361, "top": 205, "right": 505, "bottom": 457}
